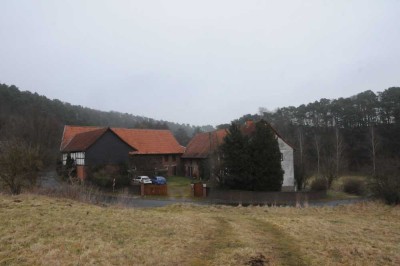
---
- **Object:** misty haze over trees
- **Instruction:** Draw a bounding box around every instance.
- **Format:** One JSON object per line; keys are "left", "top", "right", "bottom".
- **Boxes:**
{"left": 0, "top": 84, "right": 213, "bottom": 164}
{"left": 0, "top": 83, "right": 399, "bottom": 191}
{"left": 230, "top": 88, "right": 400, "bottom": 189}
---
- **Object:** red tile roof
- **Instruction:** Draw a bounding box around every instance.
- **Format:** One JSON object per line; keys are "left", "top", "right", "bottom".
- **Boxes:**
{"left": 60, "top": 125, "right": 102, "bottom": 151}
{"left": 241, "top": 120, "right": 294, "bottom": 149}
{"left": 182, "top": 129, "right": 227, "bottom": 158}
{"left": 112, "top": 128, "right": 185, "bottom": 155}
{"left": 60, "top": 126, "right": 184, "bottom": 154}
{"left": 182, "top": 120, "right": 294, "bottom": 158}
{"left": 62, "top": 128, "right": 109, "bottom": 152}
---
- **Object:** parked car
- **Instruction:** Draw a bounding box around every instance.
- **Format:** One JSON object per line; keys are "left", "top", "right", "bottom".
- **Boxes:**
{"left": 133, "top": 176, "right": 152, "bottom": 184}
{"left": 151, "top": 176, "right": 167, "bottom": 185}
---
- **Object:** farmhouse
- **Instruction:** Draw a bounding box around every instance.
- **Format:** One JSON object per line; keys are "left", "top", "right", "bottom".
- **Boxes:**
{"left": 182, "top": 120, "right": 295, "bottom": 191}
{"left": 60, "top": 125, "right": 184, "bottom": 179}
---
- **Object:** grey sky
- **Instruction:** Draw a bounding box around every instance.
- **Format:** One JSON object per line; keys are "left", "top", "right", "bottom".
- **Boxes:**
{"left": 1, "top": 1, "right": 399, "bottom": 126}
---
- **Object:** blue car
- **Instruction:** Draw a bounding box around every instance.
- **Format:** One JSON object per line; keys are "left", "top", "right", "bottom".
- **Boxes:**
{"left": 151, "top": 176, "right": 167, "bottom": 185}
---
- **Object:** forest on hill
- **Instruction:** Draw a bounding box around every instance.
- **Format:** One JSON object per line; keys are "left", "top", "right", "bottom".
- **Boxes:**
{"left": 0, "top": 84, "right": 213, "bottom": 164}
{"left": 227, "top": 87, "right": 400, "bottom": 187}
{"left": 1, "top": 83, "right": 399, "bottom": 185}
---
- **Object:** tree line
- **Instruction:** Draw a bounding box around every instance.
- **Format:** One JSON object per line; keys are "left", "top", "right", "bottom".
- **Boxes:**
{"left": 227, "top": 87, "right": 400, "bottom": 189}
{"left": 1, "top": 83, "right": 399, "bottom": 185}
{"left": 0, "top": 83, "right": 213, "bottom": 165}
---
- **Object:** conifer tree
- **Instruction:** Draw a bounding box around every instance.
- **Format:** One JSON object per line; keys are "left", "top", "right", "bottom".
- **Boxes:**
{"left": 248, "top": 122, "right": 283, "bottom": 191}
{"left": 219, "top": 123, "right": 250, "bottom": 189}
{"left": 220, "top": 120, "right": 283, "bottom": 191}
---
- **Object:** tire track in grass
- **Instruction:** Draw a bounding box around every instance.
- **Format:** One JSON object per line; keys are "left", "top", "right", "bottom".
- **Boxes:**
{"left": 250, "top": 218, "right": 310, "bottom": 266}
{"left": 189, "top": 216, "right": 243, "bottom": 265}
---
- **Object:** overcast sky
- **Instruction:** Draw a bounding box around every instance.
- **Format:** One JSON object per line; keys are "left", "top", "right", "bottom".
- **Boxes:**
{"left": 1, "top": 1, "right": 399, "bottom": 126}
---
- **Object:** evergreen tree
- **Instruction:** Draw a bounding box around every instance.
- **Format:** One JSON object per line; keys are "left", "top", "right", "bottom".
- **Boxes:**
{"left": 248, "top": 122, "right": 283, "bottom": 191}
{"left": 219, "top": 123, "right": 250, "bottom": 189}
{"left": 220, "top": 121, "right": 283, "bottom": 191}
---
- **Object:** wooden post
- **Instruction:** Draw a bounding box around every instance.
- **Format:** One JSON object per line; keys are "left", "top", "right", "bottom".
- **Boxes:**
{"left": 141, "top": 183, "right": 144, "bottom": 196}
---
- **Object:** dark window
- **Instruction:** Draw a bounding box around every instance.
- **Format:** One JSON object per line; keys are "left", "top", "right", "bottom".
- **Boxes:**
{"left": 172, "top": 155, "right": 176, "bottom": 162}
{"left": 281, "top": 153, "right": 284, "bottom": 161}
{"left": 164, "top": 155, "right": 169, "bottom": 162}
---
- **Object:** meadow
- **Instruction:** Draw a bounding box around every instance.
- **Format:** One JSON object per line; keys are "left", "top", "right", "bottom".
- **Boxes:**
{"left": 0, "top": 194, "right": 399, "bottom": 265}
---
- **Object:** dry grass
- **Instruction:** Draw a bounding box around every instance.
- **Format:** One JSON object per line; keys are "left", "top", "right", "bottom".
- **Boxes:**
{"left": 0, "top": 194, "right": 399, "bottom": 265}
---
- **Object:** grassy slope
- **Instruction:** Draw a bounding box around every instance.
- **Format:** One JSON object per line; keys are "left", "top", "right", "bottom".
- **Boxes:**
{"left": 0, "top": 194, "right": 399, "bottom": 266}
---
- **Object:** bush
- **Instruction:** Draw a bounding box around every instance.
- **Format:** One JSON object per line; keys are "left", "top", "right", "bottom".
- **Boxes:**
{"left": 342, "top": 177, "right": 366, "bottom": 195}
{"left": 91, "top": 169, "right": 112, "bottom": 187}
{"left": 310, "top": 177, "right": 328, "bottom": 191}
{"left": 370, "top": 174, "right": 400, "bottom": 205}
{"left": 0, "top": 140, "right": 42, "bottom": 194}
{"left": 88, "top": 164, "right": 130, "bottom": 188}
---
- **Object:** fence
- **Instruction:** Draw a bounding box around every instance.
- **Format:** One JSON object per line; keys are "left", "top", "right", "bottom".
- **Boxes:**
{"left": 193, "top": 183, "right": 206, "bottom": 197}
{"left": 129, "top": 184, "right": 168, "bottom": 196}
{"left": 207, "top": 189, "right": 326, "bottom": 205}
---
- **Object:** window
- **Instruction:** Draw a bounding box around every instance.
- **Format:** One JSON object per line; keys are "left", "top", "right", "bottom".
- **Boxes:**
{"left": 281, "top": 153, "right": 284, "bottom": 161}
{"left": 62, "top": 152, "right": 85, "bottom": 166}
{"left": 172, "top": 155, "right": 176, "bottom": 162}
{"left": 74, "top": 152, "right": 85, "bottom": 165}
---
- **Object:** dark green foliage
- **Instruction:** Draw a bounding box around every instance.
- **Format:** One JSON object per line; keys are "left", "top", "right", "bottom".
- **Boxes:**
{"left": 88, "top": 164, "right": 130, "bottom": 188}
{"left": 199, "top": 158, "right": 211, "bottom": 181}
{"left": 220, "top": 121, "right": 283, "bottom": 191}
{"left": 220, "top": 123, "right": 250, "bottom": 189}
{"left": 91, "top": 170, "right": 113, "bottom": 187}
{"left": 310, "top": 178, "right": 328, "bottom": 191}
{"left": 342, "top": 177, "right": 366, "bottom": 195}
{"left": 248, "top": 122, "right": 284, "bottom": 191}
{"left": 235, "top": 87, "right": 400, "bottom": 177}
{"left": 216, "top": 123, "right": 230, "bottom": 130}
{"left": 370, "top": 173, "right": 400, "bottom": 205}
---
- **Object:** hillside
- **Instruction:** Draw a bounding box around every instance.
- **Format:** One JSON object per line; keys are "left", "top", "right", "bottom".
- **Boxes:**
{"left": 227, "top": 88, "right": 400, "bottom": 184}
{"left": 1, "top": 83, "right": 399, "bottom": 180}
{"left": 0, "top": 84, "right": 213, "bottom": 163}
{"left": 0, "top": 194, "right": 399, "bottom": 265}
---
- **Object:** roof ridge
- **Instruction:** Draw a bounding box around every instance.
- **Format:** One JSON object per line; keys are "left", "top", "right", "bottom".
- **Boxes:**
{"left": 61, "top": 125, "right": 184, "bottom": 154}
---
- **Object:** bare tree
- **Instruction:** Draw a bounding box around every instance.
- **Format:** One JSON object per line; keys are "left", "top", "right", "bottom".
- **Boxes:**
{"left": 335, "top": 127, "right": 345, "bottom": 178}
{"left": 295, "top": 126, "right": 308, "bottom": 189}
{"left": 369, "top": 125, "right": 379, "bottom": 176}
{"left": 314, "top": 132, "right": 321, "bottom": 178}
{"left": 0, "top": 139, "right": 42, "bottom": 194}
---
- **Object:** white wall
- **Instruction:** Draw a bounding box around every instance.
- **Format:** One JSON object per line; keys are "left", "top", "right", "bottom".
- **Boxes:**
{"left": 278, "top": 138, "right": 295, "bottom": 190}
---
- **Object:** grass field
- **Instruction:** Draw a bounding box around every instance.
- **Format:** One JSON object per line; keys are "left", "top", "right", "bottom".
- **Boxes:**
{"left": 166, "top": 176, "right": 193, "bottom": 198}
{"left": 0, "top": 194, "right": 399, "bottom": 265}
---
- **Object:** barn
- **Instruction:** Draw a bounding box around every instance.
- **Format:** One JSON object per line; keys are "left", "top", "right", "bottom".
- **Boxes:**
{"left": 60, "top": 125, "right": 185, "bottom": 179}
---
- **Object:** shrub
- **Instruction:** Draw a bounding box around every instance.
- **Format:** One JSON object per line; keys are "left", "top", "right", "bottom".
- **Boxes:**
{"left": 342, "top": 177, "right": 366, "bottom": 195}
{"left": 0, "top": 140, "right": 42, "bottom": 194}
{"left": 88, "top": 165, "right": 130, "bottom": 189}
{"left": 370, "top": 174, "right": 400, "bottom": 205}
{"left": 310, "top": 177, "right": 328, "bottom": 191}
{"left": 116, "top": 174, "right": 131, "bottom": 187}
{"left": 91, "top": 169, "right": 112, "bottom": 187}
